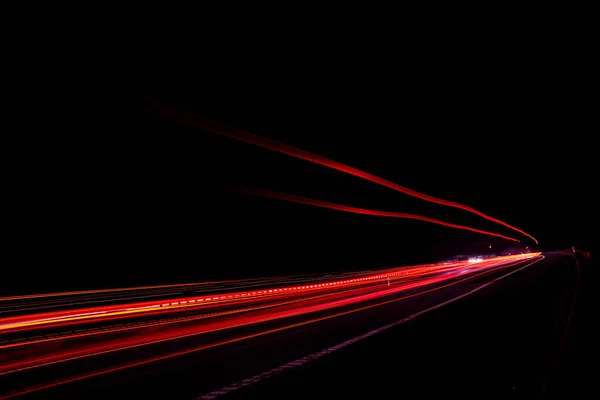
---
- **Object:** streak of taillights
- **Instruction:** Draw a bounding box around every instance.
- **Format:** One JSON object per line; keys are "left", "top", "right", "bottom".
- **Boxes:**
{"left": 0, "top": 256, "right": 540, "bottom": 400}
{"left": 0, "top": 254, "right": 539, "bottom": 333}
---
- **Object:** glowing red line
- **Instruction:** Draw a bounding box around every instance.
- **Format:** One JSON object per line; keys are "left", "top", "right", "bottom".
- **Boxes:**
{"left": 158, "top": 107, "right": 538, "bottom": 244}
{"left": 0, "top": 257, "right": 540, "bottom": 399}
{"left": 0, "top": 254, "right": 538, "bottom": 334}
{"left": 0, "top": 255, "right": 539, "bottom": 380}
{"left": 245, "top": 187, "right": 519, "bottom": 242}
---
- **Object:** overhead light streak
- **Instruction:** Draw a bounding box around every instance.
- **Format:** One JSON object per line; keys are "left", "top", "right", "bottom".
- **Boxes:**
{"left": 155, "top": 106, "right": 538, "bottom": 244}
{"left": 244, "top": 187, "right": 520, "bottom": 242}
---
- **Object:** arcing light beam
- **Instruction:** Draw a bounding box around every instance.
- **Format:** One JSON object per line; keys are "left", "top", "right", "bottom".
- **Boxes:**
{"left": 156, "top": 106, "right": 538, "bottom": 244}
{"left": 244, "top": 187, "right": 519, "bottom": 242}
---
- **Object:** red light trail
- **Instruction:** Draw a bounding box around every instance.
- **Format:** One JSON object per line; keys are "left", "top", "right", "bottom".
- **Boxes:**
{"left": 155, "top": 106, "right": 538, "bottom": 244}
{"left": 0, "top": 255, "right": 536, "bottom": 335}
{"left": 243, "top": 187, "right": 520, "bottom": 242}
{"left": 0, "top": 253, "right": 542, "bottom": 399}
{"left": 0, "top": 254, "right": 538, "bottom": 354}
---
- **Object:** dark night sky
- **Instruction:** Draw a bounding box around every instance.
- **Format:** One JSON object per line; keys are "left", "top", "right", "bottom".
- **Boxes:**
{"left": 6, "top": 35, "right": 596, "bottom": 294}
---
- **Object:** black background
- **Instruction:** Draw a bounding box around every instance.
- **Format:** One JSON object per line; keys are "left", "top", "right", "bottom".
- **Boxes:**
{"left": 5, "top": 31, "right": 595, "bottom": 294}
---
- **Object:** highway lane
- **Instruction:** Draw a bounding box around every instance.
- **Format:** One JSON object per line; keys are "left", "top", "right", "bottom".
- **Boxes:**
{"left": 0, "top": 254, "right": 543, "bottom": 399}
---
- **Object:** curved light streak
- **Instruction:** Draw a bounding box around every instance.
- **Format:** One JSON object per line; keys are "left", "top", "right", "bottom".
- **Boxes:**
{"left": 156, "top": 106, "right": 538, "bottom": 244}
{"left": 245, "top": 187, "right": 519, "bottom": 242}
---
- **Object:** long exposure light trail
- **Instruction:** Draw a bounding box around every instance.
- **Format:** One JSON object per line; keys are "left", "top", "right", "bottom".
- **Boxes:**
{"left": 244, "top": 187, "right": 520, "bottom": 242}
{"left": 0, "top": 273, "right": 364, "bottom": 315}
{"left": 0, "top": 255, "right": 538, "bottom": 366}
{"left": 0, "top": 254, "right": 542, "bottom": 399}
{"left": 155, "top": 106, "right": 538, "bottom": 244}
{"left": 0, "top": 288, "right": 367, "bottom": 351}
{"left": 0, "top": 254, "right": 536, "bottom": 334}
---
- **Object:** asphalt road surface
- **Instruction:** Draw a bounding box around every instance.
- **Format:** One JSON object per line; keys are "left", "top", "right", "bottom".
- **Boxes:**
{"left": 0, "top": 253, "right": 585, "bottom": 399}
